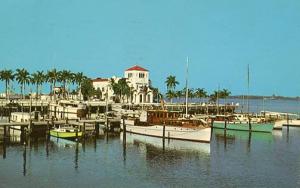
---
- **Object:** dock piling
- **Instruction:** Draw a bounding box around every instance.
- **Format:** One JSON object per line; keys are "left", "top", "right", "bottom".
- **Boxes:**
{"left": 287, "top": 113, "right": 290, "bottom": 131}
{"left": 75, "top": 125, "right": 79, "bottom": 141}
{"left": 95, "top": 122, "right": 99, "bottom": 136}
{"left": 83, "top": 122, "right": 86, "bottom": 138}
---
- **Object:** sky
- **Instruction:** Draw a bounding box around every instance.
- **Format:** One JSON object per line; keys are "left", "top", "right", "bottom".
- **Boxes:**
{"left": 0, "top": 0, "right": 300, "bottom": 96}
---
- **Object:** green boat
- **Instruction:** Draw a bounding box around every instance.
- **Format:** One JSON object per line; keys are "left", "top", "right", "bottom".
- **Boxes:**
{"left": 213, "top": 128, "right": 273, "bottom": 142}
{"left": 213, "top": 121, "right": 274, "bottom": 133}
{"left": 50, "top": 125, "right": 82, "bottom": 138}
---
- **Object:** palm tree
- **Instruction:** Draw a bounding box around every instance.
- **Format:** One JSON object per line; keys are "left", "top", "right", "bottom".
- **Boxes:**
{"left": 74, "top": 72, "right": 86, "bottom": 100}
{"left": 47, "top": 69, "right": 58, "bottom": 100}
{"left": 165, "top": 75, "right": 179, "bottom": 91}
{"left": 117, "top": 78, "right": 130, "bottom": 103}
{"left": 165, "top": 75, "right": 179, "bottom": 103}
{"left": 194, "top": 88, "right": 208, "bottom": 103}
{"left": 15, "top": 68, "right": 30, "bottom": 99}
{"left": 58, "top": 70, "right": 72, "bottom": 99}
{"left": 108, "top": 78, "right": 118, "bottom": 102}
{"left": 31, "top": 71, "right": 45, "bottom": 100}
{"left": 209, "top": 89, "right": 231, "bottom": 102}
{"left": 175, "top": 90, "right": 183, "bottom": 102}
{"left": 188, "top": 88, "right": 195, "bottom": 99}
{"left": 166, "top": 90, "right": 176, "bottom": 103}
{"left": 139, "top": 85, "right": 151, "bottom": 103}
{"left": 0, "top": 69, "right": 14, "bottom": 100}
{"left": 152, "top": 87, "right": 162, "bottom": 103}
{"left": 220, "top": 89, "right": 231, "bottom": 98}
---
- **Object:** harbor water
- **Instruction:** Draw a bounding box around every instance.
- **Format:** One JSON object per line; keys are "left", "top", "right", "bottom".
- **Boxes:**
{"left": 1, "top": 99, "right": 300, "bottom": 187}
{"left": 0, "top": 127, "right": 299, "bottom": 188}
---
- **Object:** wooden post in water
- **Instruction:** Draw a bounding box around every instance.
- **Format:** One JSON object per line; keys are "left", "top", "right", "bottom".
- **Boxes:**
{"left": 29, "top": 120, "right": 33, "bottom": 136}
{"left": 287, "top": 113, "right": 290, "bottom": 132}
{"left": 122, "top": 118, "right": 126, "bottom": 143}
{"left": 224, "top": 117, "right": 227, "bottom": 130}
{"left": 162, "top": 121, "right": 166, "bottom": 150}
{"left": 75, "top": 125, "right": 79, "bottom": 141}
{"left": 51, "top": 116, "right": 54, "bottom": 128}
{"left": 83, "top": 122, "right": 86, "bottom": 138}
{"left": 248, "top": 117, "right": 252, "bottom": 132}
{"left": 106, "top": 117, "right": 109, "bottom": 132}
{"left": 95, "top": 122, "right": 99, "bottom": 136}
{"left": 46, "top": 120, "right": 50, "bottom": 135}
{"left": 210, "top": 119, "right": 214, "bottom": 140}
{"left": 163, "top": 122, "right": 166, "bottom": 140}
{"left": 3, "top": 125, "right": 7, "bottom": 143}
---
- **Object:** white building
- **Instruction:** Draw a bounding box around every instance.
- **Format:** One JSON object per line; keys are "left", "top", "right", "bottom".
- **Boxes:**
{"left": 92, "top": 76, "right": 120, "bottom": 102}
{"left": 92, "top": 65, "right": 153, "bottom": 104}
{"left": 124, "top": 65, "right": 153, "bottom": 104}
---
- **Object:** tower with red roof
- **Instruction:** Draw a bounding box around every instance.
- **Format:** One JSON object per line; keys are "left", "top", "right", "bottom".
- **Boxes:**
{"left": 125, "top": 65, "right": 153, "bottom": 104}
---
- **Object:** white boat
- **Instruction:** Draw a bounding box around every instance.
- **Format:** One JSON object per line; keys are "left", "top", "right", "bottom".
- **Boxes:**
{"left": 122, "top": 58, "right": 211, "bottom": 143}
{"left": 125, "top": 124, "right": 211, "bottom": 143}
{"left": 49, "top": 100, "right": 87, "bottom": 119}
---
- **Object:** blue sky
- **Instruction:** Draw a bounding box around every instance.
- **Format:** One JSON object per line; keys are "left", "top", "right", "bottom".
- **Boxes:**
{"left": 0, "top": 0, "right": 300, "bottom": 96}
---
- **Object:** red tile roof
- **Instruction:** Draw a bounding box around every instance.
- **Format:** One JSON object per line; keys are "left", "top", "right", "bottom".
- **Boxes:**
{"left": 92, "top": 78, "right": 109, "bottom": 82}
{"left": 126, "top": 65, "right": 148, "bottom": 72}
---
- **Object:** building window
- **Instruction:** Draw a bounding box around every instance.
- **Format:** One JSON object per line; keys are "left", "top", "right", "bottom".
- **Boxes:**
{"left": 128, "top": 73, "right": 132, "bottom": 78}
{"left": 139, "top": 73, "right": 145, "bottom": 78}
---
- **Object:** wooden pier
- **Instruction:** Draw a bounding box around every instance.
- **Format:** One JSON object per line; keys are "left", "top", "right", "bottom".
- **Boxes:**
{"left": 0, "top": 118, "right": 121, "bottom": 142}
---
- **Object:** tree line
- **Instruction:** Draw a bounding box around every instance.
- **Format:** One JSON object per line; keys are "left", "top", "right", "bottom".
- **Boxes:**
{"left": 0, "top": 68, "right": 87, "bottom": 100}
{"left": 165, "top": 75, "right": 231, "bottom": 103}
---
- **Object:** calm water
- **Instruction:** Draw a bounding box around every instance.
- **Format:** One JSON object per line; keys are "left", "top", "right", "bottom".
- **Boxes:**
{"left": 1, "top": 99, "right": 300, "bottom": 188}
{"left": 0, "top": 128, "right": 300, "bottom": 188}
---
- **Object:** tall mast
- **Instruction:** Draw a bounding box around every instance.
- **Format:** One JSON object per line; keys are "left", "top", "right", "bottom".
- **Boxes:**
{"left": 185, "top": 57, "right": 189, "bottom": 118}
{"left": 217, "top": 84, "right": 220, "bottom": 115}
{"left": 247, "top": 64, "right": 250, "bottom": 115}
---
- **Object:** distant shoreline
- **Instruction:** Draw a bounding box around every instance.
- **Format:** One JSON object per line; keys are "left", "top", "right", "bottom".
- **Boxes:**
{"left": 229, "top": 95, "right": 300, "bottom": 101}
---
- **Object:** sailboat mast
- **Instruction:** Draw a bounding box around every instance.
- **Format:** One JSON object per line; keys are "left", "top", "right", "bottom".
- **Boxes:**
{"left": 247, "top": 64, "right": 250, "bottom": 115}
{"left": 185, "top": 57, "right": 189, "bottom": 118}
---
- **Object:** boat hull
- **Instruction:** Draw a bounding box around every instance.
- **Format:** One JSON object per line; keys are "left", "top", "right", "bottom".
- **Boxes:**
{"left": 125, "top": 125, "right": 211, "bottom": 143}
{"left": 213, "top": 122, "right": 274, "bottom": 133}
{"left": 50, "top": 130, "right": 82, "bottom": 138}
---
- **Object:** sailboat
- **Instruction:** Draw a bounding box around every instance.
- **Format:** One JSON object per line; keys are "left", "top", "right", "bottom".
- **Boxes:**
{"left": 211, "top": 65, "right": 274, "bottom": 133}
{"left": 123, "top": 57, "right": 212, "bottom": 143}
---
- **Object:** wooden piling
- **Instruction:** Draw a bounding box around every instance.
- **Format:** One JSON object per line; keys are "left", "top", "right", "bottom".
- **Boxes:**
{"left": 122, "top": 118, "right": 126, "bottom": 143}
{"left": 51, "top": 116, "right": 54, "bottom": 128}
{"left": 3, "top": 125, "right": 7, "bottom": 142}
{"left": 75, "top": 125, "right": 79, "bottom": 141}
{"left": 83, "top": 122, "right": 86, "bottom": 138}
{"left": 163, "top": 122, "right": 166, "bottom": 140}
{"left": 162, "top": 121, "right": 166, "bottom": 151}
{"left": 46, "top": 120, "right": 50, "bottom": 135}
{"left": 106, "top": 118, "right": 109, "bottom": 132}
{"left": 248, "top": 117, "right": 252, "bottom": 132}
{"left": 210, "top": 119, "right": 214, "bottom": 139}
{"left": 95, "top": 122, "right": 99, "bottom": 136}
{"left": 287, "top": 113, "right": 289, "bottom": 131}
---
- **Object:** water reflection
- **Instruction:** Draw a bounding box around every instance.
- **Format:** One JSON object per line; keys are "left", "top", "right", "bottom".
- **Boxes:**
{"left": 75, "top": 141, "right": 79, "bottom": 170}
{"left": 0, "top": 127, "right": 299, "bottom": 187}
{"left": 23, "top": 145, "right": 26, "bottom": 176}
{"left": 122, "top": 133, "right": 211, "bottom": 155}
